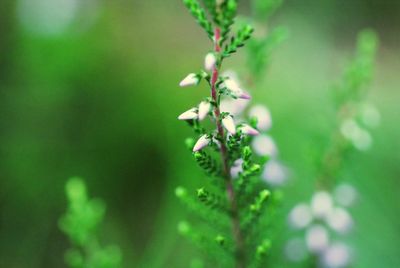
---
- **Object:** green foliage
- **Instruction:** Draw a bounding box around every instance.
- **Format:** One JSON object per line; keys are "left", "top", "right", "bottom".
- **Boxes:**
{"left": 247, "top": 26, "right": 288, "bottom": 79}
{"left": 183, "top": 0, "right": 214, "bottom": 39}
{"left": 334, "top": 30, "right": 379, "bottom": 107}
{"left": 252, "top": 0, "right": 283, "bottom": 20}
{"left": 59, "top": 177, "right": 122, "bottom": 268}
{"left": 223, "top": 24, "right": 254, "bottom": 58}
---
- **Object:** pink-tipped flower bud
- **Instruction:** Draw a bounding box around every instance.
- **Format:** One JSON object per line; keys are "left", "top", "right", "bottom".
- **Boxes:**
{"left": 224, "top": 78, "right": 251, "bottom": 100}
{"left": 222, "top": 116, "right": 236, "bottom": 135}
{"left": 179, "top": 73, "right": 199, "bottom": 87}
{"left": 198, "top": 101, "right": 211, "bottom": 121}
{"left": 204, "top": 53, "right": 217, "bottom": 71}
{"left": 193, "top": 134, "right": 210, "bottom": 152}
{"left": 240, "top": 124, "right": 259, "bottom": 136}
{"left": 178, "top": 108, "right": 198, "bottom": 120}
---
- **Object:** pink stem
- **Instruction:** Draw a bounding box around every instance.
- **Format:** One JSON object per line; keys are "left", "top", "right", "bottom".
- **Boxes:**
{"left": 210, "top": 27, "right": 245, "bottom": 268}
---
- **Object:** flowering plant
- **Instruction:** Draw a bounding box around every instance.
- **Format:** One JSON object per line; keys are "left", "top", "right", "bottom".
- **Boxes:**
{"left": 175, "top": 0, "right": 286, "bottom": 267}
{"left": 286, "top": 30, "right": 379, "bottom": 268}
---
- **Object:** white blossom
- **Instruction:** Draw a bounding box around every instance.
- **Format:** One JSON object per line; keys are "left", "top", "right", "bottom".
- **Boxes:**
{"left": 311, "top": 191, "right": 333, "bottom": 219}
{"left": 230, "top": 159, "right": 243, "bottom": 179}
{"left": 361, "top": 103, "right": 380, "bottom": 128}
{"left": 223, "top": 78, "right": 251, "bottom": 100}
{"left": 193, "top": 135, "right": 210, "bottom": 152}
{"left": 178, "top": 108, "right": 198, "bottom": 120}
{"left": 306, "top": 224, "right": 329, "bottom": 253}
{"left": 220, "top": 98, "right": 249, "bottom": 116}
{"left": 334, "top": 184, "right": 357, "bottom": 207}
{"left": 340, "top": 119, "right": 372, "bottom": 151}
{"left": 204, "top": 53, "right": 217, "bottom": 71}
{"left": 288, "top": 203, "right": 313, "bottom": 229}
{"left": 222, "top": 116, "right": 236, "bottom": 135}
{"left": 262, "top": 160, "right": 288, "bottom": 186}
{"left": 252, "top": 135, "right": 278, "bottom": 157}
{"left": 240, "top": 124, "right": 259, "bottom": 136}
{"left": 322, "top": 242, "right": 351, "bottom": 268}
{"left": 198, "top": 101, "right": 211, "bottom": 121}
{"left": 326, "top": 207, "right": 353, "bottom": 234}
{"left": 248, "top": 105, "right": 272, "bottom": 131}
{"left": 179, "top": 73, "right": 199, "bottom": 87}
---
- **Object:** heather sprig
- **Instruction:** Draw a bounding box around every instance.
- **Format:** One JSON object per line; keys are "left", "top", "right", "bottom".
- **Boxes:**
{"left": 286, "top": 30, "right": 379, "bottom": 267}
{"left": 59, "top": 177, "right": 122, "bottom": 268}
{"left": 177, "top": 1, "right": 285, "bottom": 267}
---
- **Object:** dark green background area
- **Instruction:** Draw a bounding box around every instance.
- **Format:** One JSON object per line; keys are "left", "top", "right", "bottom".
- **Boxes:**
{"left": 0, "top": 0, "right": 399, "bottom": 267}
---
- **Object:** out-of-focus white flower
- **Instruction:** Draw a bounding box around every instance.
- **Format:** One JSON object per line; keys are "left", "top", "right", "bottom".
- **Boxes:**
{"left": 179, "top": 73, "right": 199, "bottom": 87}
{"left": 361, "top": 103, "right": 380, "bottom": 128}
{"left": 285, "top": 238, "right": 307, "bottom": 262}
{"left": 322, "top": 242, "right": 351, "bottom": 268}
{"left": 252, "top": 135, "right": 278, "bottom": 157}
{"left": 334, "top": 184, "right": 357, "bottom": 207}
{"left": 178, "top": 108, "right": 198, "bottom": 120}
{"left": 326, "top": 208, "right": 353, "bottom": 234}
{"left": 340, "top": 119, "right": 372, "bottom": 151}
{"left": 240, "top": 124, "right": 259, "bottom": 136}
{"left": 288, "top": 203, "right": 313, "bottom": 229}
{"left": 248, "top": 105, "right": 272, "bottom": 131}
{"left": 193, "top": 135, "right": 210, "bottom": 152}
{"left": 340, "top": 119, "right": 359, "bottom": 139}
{"left": 220, "top": 98, "right": 250, "bottom": 116}
{"left": 223, "top": 78, "right": 251, "bottom": 100}
{"left": 311, "top": 191, "right": 333, "bottom": 219}
{"left": 204, "top": 53, "right": 217, "bottom": 71}
{"left": 306, "top": 225, "right": 329, "bottom": 253}
{"left": 262, "top": 160, "right": 288, "bottom": 186}
{"left": 352, "top": 128, "right": 372, "bottom": 151}
{"left": 222, "top": 116, "right": 236, "bottom": 135}
{"left": 230, "top": 159, "right": 243, "bottom": 179}
{"left": 198, "top": 101, "right": 211, "bottom": 121}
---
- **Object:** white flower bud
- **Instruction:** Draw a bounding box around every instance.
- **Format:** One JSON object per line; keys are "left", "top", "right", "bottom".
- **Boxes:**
{"left": 322, "top": 242, "right": 351, "bottom": 268}
{"left": 178, "top": 108, "right": 198, "bottom": 120}
{"left": 204, "top": 53, "right": 217, "bottom": 71}
{"left": 340, "top": 119, "right": 372, "bottom": 151}
{"left": 179, "top": 73, "right": 199, "bottom": 87}
{"left": 361, "top": 103, "right": 380, "bottom": 128}
{"left": 251, "top": 135, "right": 278, "bottom": 156}
{"left": 288, "top": 203, "right": 313, "bottom": 229}
{"left": 334, "top": 184, "right": 357, "bottom": 207}
{"left": 222, "top": 116, "right": 236, "bottom": 135}
{"left": 311, "top": 191, "right": 333, "bottom": 219}
{"left": 249, "top": 105, "right": 272, "bottom": 131}
{"left": 223, "top": 79, "right": 251, "bottom": 100}
{"left": 198, "top": 101, "right": 211, "bottom": 121}
{"left": 230, "top": 158, "right": 243, "bottom": 179}
{"left": 193, "top": 135, "right": 210, "bottom": 152}
{"left": 240, "top": 124, "right": 259, "bottom": 136}
{"left": 306, "top": 224, "right": 329, "bottom": 253}
{"left": 262, "top": 160, "right": 288, "bottom": 186}
{"left": 326, "top": 207, "right": 353, "bottom": 234}
{"left": 220, "top": 98, "right": 250, "bottom": 116}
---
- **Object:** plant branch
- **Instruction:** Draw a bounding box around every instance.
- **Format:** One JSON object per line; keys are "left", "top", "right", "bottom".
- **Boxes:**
{"left": 211, "top": 27, "right": 245, "bottom": 268}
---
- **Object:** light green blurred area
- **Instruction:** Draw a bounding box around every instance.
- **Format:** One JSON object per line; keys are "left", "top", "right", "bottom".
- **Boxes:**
{"left": 0, "top": 0, "right": 399, "bottom": 267}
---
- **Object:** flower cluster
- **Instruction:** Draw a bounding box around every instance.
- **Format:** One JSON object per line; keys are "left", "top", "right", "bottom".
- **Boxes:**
{"left": 286, "top": 184, "right": 357, "bottom": 267}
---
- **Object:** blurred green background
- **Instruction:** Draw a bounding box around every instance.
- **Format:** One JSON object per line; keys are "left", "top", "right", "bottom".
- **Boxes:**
{"left": 0, "top": 0, "right": 399, "bottom": 267}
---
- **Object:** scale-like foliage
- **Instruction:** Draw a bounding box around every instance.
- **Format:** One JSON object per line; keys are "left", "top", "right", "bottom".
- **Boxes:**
{"left": 59, "top": 177, "right": 122, "bottom": 268}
